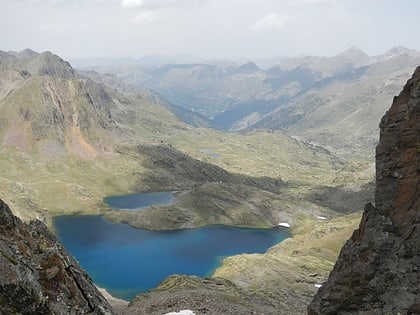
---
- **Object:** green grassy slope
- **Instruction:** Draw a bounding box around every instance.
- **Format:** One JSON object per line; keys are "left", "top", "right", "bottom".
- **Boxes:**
{"left": 0, "top": 50, "right": 372, "bottom": 230}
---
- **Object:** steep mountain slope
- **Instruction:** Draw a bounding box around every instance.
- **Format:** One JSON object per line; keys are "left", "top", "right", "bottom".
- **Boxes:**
{"left": 0, "top": 49, "right": 381, "bottom": 313}
{"left": 0, "top": 50, "right": 360, "bottom": 231}
{"left": 0, "top": 52, "right": 120, "bottom": 160}
{"left": 84, "top": 47, "right": 420, "bottom": 158}
{"left": 0, "top": 50, "right": 191, "bottom": 222}
{"left": 308, "top": 67, "right": 420, "bottom": 314}
{"left": 81, "top": 70, "right": 216, "bottom": 128}
{"left": 83, "top": 59, "right": 322, "bottom": 124}
{"left": 0, "top": 198, "right": 113, "bottom": 314}
{"left": 255, "top": 53, "right": 420, "bottom": 158}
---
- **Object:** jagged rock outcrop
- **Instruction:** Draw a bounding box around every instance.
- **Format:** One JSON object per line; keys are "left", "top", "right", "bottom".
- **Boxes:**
{"left": 308, "top": 66, "right": 420, "bottom": 314}
{"left": 0, "top": 199, "right": 114, "bottom": 314}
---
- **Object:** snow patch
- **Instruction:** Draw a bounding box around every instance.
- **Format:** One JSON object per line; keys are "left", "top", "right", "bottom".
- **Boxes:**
{"left": 317, "top": 216, "right": 327, "bottom": 220}
{"left": 164, "top": 310, "right": 195, "bottom": 315}
{"left": 278, "top": 222, "right": 290, "bottom": 228}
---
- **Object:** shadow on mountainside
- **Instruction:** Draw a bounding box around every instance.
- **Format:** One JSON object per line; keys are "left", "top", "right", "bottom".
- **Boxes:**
{"left": 133, "top": 143, "right": 283, "bottom": 193}
{"left": 104, "top": 144, "right": 303, "bottom": 230}
{"left": 306, "top": 181, "right": 375, "bottom": 214}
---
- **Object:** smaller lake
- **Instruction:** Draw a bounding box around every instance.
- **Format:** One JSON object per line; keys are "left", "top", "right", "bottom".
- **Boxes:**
{"left": 103, "top": 192, "right": 174, "bottom": 210}
{"left": 54, "top": 215, "right": 288, "bottom": 301}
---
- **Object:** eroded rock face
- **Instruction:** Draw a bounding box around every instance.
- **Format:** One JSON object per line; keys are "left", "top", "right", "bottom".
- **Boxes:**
{"left": 308, "top": 66, "right": 420, "bottom": 314}
{"left": 0, "top": 199, "right": 114, "bottom": 314}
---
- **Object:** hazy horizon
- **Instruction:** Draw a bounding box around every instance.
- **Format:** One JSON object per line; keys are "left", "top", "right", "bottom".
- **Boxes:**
{"left": 1, "top": 0, "right": 420, "bottom": 61}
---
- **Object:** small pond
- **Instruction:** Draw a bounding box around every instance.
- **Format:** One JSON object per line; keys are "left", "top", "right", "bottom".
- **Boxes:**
{"left": 103, "top": 192, "right": 174, "bottom": 210}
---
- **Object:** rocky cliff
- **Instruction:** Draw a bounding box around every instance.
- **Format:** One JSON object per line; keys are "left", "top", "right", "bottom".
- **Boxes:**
{"left": 0, "top": 198, "right": 114, "bottom": 314}
{"left": 308, "top": 66, "right": 420, "bottom": 314}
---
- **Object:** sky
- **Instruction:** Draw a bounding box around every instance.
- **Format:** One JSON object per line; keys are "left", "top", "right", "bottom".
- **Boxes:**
{"left": 1, "top": 0, "right": 420, "bottom": 61}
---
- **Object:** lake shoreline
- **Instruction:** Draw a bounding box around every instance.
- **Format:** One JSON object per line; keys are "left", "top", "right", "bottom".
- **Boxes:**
{"left": 54, "top": 214, "right": 289, "bottom": 301}
{"left": 103, "top": 191, "right": 176, "bottom": 211}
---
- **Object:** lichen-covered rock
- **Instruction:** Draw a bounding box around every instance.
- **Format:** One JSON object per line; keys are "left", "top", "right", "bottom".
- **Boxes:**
{"left": 0, "top": 199, "right": 114, "bottom": 314}
{"left": 122, "top": 275, "right": 268, "bottom": 315}
{"left": 308, "top": 66, "right": 420, "bottom": 314}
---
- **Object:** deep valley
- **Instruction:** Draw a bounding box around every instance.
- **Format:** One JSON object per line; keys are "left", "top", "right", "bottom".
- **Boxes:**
{"left": 0, "top": 47, "right": 418, "bottom": 314}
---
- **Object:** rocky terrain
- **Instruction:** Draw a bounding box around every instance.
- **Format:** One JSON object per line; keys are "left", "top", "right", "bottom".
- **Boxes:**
{"left": 0, "top": 198, "right": 113, "bottom": 314}
{"left": 253, "top": 52, "right": 420, "bottom": 159}
{"left": 0, "top": 49, "right": 368, "bottom": 231}
{"left": 0, "top": 49, "right": 382, "bottom": 314}
{"left": 117, "top": 213, "right": 360, "bottom": 314}
{"left": 84, "top": 47, "right": 420, "bottom": 158}
{"left": 308, "top": 67, "right": 420, "bottom": 314}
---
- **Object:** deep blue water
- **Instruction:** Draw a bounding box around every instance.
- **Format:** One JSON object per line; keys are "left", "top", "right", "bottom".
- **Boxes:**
{"left": 103, "top": 192, "right": 174, "bottom": 210}
{"left": 54, "top": 215, "right": 288, "bottom": 301}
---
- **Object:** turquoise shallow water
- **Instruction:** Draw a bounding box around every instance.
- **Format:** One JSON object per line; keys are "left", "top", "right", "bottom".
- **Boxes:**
{"left": 54, "top": 193, "right": 289, "bottom": 301}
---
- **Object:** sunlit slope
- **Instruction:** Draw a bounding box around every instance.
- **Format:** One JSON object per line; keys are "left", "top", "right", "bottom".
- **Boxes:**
{"left": 0, "top": 50, "right": 189, "bottom": 221}
{"left": 0, "top": 50, "right": 372, "bottom": 230}
{"left": 253, "top": 55, "right": 420, "bottom": 158}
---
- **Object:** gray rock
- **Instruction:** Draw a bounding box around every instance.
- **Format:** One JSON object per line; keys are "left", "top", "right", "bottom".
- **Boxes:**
{"left": 308, "top": 66, "right": 420, "bottom": 314}
{"left": 0, "top": 199, "right": 114, "bottom": 314}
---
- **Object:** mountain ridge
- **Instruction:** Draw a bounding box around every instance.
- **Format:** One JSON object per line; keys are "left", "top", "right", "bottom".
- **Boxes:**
{"left": 0, "top": 48, "right": 381, "bottom": 314}
{"left": 0, "top": 49, "right": 355, "bottom": 232}
{"left": 83, "top": 47, "right": 420, "bottom": 158}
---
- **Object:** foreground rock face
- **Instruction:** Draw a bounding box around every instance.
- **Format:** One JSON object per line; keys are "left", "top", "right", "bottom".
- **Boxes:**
{"left": 308, "top": 66, "right": 420, "bottom": 314}
{"left": 0, "top": 199, "right": 114, "bottom": 314}
{"left": 122, "top": 275, "right": 263, "bottom": 315}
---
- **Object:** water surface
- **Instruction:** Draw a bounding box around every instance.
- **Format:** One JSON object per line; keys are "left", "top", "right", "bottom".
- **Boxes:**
{"left": 103, "top": 192, "right": 174, "bottom": 210}
{"left": 54, "top": 215, "right": 288, "bottom": 301}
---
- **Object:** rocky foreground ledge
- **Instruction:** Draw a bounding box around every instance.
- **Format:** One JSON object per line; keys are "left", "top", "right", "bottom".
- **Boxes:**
{"left": 0, "top": 199, "right": 114, "bottom": 314}
{"left": 308, "top": 66, "right": 420, "bottom": 314}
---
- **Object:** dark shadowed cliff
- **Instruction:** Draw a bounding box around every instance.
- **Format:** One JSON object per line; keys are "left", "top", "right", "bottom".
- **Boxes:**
{"left": 308, "top": 66, "right": 420, "bottom": 314}
{"left": 0, "top": 199, "right": 114, "bottom": 314}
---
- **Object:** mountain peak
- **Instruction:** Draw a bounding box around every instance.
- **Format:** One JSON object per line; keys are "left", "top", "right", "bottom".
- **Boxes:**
{"left": 332, "top": 46, "right": 372, "bottom": 68}
{"left": 17, "top": 48, "right": 39, "bottom": 59}
{"left": 385, "top": 45, "right": 420, "bottom": 57}
{"left": 337, "top": 46, "right": 369, "bottom": 59}
{"left": 234, "top": 61, "right": 261, "bottom": 73}
{"left": 25, "top": 51, "right": 75, "bottom": 79}
{"left": 0, "top": 50, "right": 124, "bottom": 159}
{"left": 4, "top": 48, "right": 39, "bottom": 60}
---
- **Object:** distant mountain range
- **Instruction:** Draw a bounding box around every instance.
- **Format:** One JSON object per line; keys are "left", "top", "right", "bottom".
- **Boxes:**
{"left": 0, "top": 48, "right": 380, "bottom": 313}
{"left": 0, "top": 49, "right": 350, "bottom": 230}
{"left": 81, "top": 46, "right": 420, "bottom": 157}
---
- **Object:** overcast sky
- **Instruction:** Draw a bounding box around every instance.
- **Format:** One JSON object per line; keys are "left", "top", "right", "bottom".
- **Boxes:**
{"left": 1, "top": 0, "right": 419, "bottom": 60}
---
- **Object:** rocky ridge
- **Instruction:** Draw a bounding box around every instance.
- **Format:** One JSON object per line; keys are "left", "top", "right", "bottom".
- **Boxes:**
{"left": 88, "top": 47, "right": 420, "bottom": 158}
{"left": 0, "top": 198, "right": 113, "bottom": 314}
{"left": 0, "top": 49, "right": 377, "bottom": 314}
{"left": 308, "top": 66, "right": 420, "bottom": 314}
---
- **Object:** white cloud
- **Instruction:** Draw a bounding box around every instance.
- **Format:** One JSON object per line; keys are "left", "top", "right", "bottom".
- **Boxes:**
{"left": 121, "top": 0, "right": 145, "bottom": 8}
{"left": 253, "top": 13, "right": 288, "bottom": 31}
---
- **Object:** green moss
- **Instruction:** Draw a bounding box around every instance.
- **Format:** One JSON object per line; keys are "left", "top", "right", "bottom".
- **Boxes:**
{"left": 1, "top": 251, "right": 18, "bottom": 265}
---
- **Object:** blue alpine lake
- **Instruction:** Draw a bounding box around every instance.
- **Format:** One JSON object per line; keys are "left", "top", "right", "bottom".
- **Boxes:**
{"left": 103, "top": 191, "right": 174, "bottom": 210}
{"left": 54, "top": 215, "right": 289, "bottom": 301}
